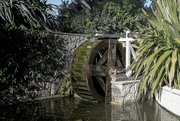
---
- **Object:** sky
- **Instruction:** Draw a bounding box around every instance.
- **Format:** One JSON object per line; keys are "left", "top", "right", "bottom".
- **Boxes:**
{"left": 47, "top": 0, "right": 152, "bottom": 7}
{"left": 144, "top": 0, "right": 152, "bottom": 7}
{"left": 46, "top": 0, "right": 62, "bottom": 5}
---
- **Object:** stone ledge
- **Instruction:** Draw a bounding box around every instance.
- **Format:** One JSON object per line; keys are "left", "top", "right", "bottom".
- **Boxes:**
{"left": 111, "top": 80, "right": 139, "bottom": 105}
{"left": 111, "top": 80, "right": 139, "bottom": 85}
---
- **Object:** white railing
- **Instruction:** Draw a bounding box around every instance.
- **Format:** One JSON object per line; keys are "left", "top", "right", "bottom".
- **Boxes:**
{"left": 118, "top": 31, "right": 136, "bottom": 77}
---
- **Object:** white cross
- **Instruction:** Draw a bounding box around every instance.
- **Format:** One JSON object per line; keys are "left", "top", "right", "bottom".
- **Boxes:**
{"left": 118, "top": 31, "right": 136, "bottom": 77}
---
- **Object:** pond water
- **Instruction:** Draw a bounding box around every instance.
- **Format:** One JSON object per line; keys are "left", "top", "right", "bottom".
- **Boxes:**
{"left": 0, "top": 97, "right": 180, "bottom": 121}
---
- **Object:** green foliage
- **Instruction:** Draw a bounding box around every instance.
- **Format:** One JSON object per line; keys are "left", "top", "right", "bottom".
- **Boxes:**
{"left": 60, "top": 79, "right": 73, "bottom": 96}
{"left": 130, "top": 0, "right": 180, "bottom": 99}
{"left": 0, "top": 0, "right": 72, "bottom": 100}
{"left": 106, "top": 0, "right": 146, "bottom": 32}
{"left": 0, "top": 0, "right": 48, "bottom": 30}
{"left": 57, "top": 0, "right": 147, "bottom": 34}
{"left": 0, "top": 25, "right": 67, "bottom": 96}
{"left": 0, "top": 0, "right": 59, "bottom": 31}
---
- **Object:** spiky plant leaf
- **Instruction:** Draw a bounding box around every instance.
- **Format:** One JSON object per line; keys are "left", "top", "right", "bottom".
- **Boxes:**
{"left": 131, "top": 0, "right": 180, "bottom": 100}
{"left": 0, "top": 0, "right": 56, "bottom": 30}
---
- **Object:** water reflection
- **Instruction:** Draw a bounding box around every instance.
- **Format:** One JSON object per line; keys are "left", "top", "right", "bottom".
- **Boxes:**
{"left": 155, "top": 103, "right": 180, "bottom": 121}
{"left": 0, "top": 97, "right": 180, "bottom": 121}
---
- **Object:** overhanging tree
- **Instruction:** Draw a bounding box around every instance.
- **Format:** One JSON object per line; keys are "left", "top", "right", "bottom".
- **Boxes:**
{"left": 0, "top": 0, "right": 68, "bottom": 100}
{"left": 57, "top": 0, "right": 147, "bottom": 34}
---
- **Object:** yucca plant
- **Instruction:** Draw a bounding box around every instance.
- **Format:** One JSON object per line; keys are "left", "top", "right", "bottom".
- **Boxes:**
{"left": 130, "top": 0, "right": 180, "bottom": 99}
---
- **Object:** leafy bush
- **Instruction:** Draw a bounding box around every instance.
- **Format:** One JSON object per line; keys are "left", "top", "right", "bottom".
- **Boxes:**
{"left": 0, "top": 26, "right": 67, "bottom": 96}
{"left": 106, "top": 0, "right": 146, "bottom": 33}
{"left": 130, "top": 0, "right": 180, "bottom": 99}
{"left": 0, "top": 0, "right": 73, "bottom": 101}
{"left": 0, "top": 0, "right": 73, "bottom": 102}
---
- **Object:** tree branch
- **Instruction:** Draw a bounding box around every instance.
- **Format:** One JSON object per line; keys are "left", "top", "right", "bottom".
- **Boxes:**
{"left": 101, "top": 0, "right": 108, "bottom": 18}
{"left": 78, "top": 0, "right": 91, "bottom": 15}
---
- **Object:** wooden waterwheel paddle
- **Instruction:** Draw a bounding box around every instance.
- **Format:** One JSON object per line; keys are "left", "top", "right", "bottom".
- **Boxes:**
{"left": 70, "top": 38, "right": 125, "bottom": 102}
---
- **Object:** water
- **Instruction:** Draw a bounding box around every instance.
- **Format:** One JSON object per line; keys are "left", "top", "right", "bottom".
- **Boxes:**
{"left": 0, "top": 97, "right": 180, "bottom": 121}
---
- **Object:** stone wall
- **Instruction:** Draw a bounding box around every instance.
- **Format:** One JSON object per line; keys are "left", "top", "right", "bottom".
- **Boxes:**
{"left": 111, "top": 80, "right": 139, "bottom": 105}
{"left": 50, "top": 32, "right": 90, "bottom": 62}
{"left": 33, "top": 32, "right": 90, "bottom": 100}
{"left": 0, "top": 32, "right": 90, "bottom": 105}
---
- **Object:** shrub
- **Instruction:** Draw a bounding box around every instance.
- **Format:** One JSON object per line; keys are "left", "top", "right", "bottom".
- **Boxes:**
{"left": 0, "top": 26, "right": 67, "bottom": 97}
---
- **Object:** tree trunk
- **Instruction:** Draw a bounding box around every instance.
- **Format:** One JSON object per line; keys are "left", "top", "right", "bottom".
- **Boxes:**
{"left": 78, "top": 0, "right": 91, "bottom": 15}
{"left": 101, "top": 0, "right": 108, "bottom": 18}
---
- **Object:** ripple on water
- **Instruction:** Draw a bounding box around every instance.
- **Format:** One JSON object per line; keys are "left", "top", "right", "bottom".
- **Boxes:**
{"left": 0, "top": 97, "right": 180, "bottom": 121}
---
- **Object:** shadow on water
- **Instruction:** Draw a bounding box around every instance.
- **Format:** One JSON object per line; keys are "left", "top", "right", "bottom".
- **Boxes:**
{"left": 0, "top": 97, "right": 180, "bottom": 121}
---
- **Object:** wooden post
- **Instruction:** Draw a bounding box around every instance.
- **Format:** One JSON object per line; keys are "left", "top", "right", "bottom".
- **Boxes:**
{"left": 105, "top": 39, "right": 118, "bottom": 103}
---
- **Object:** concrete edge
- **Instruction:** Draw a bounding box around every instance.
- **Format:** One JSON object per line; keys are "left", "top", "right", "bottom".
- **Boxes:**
{"left": 161, "top": 86, "right": 180, "bottom": 96}
{"left": 155, "top": 86, "right": 180, "bottom": 117}
{"left": 1, "top": 95, "right": 67, "bottom": 106}
{"left": 111, "top": 80, "right": 139, "bottom": 85}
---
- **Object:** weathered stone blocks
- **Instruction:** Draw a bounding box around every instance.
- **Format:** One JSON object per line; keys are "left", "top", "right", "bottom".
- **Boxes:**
{"left": 32, "top": 33, "right": 88, "bottom": 99}
{"left": 111, "top": 80, "right": 139, "bottom": 105}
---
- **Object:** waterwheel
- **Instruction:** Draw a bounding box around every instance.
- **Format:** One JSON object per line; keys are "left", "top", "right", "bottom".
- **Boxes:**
{"left": 70, "top": 38, "right": 125, "bottom": 102}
